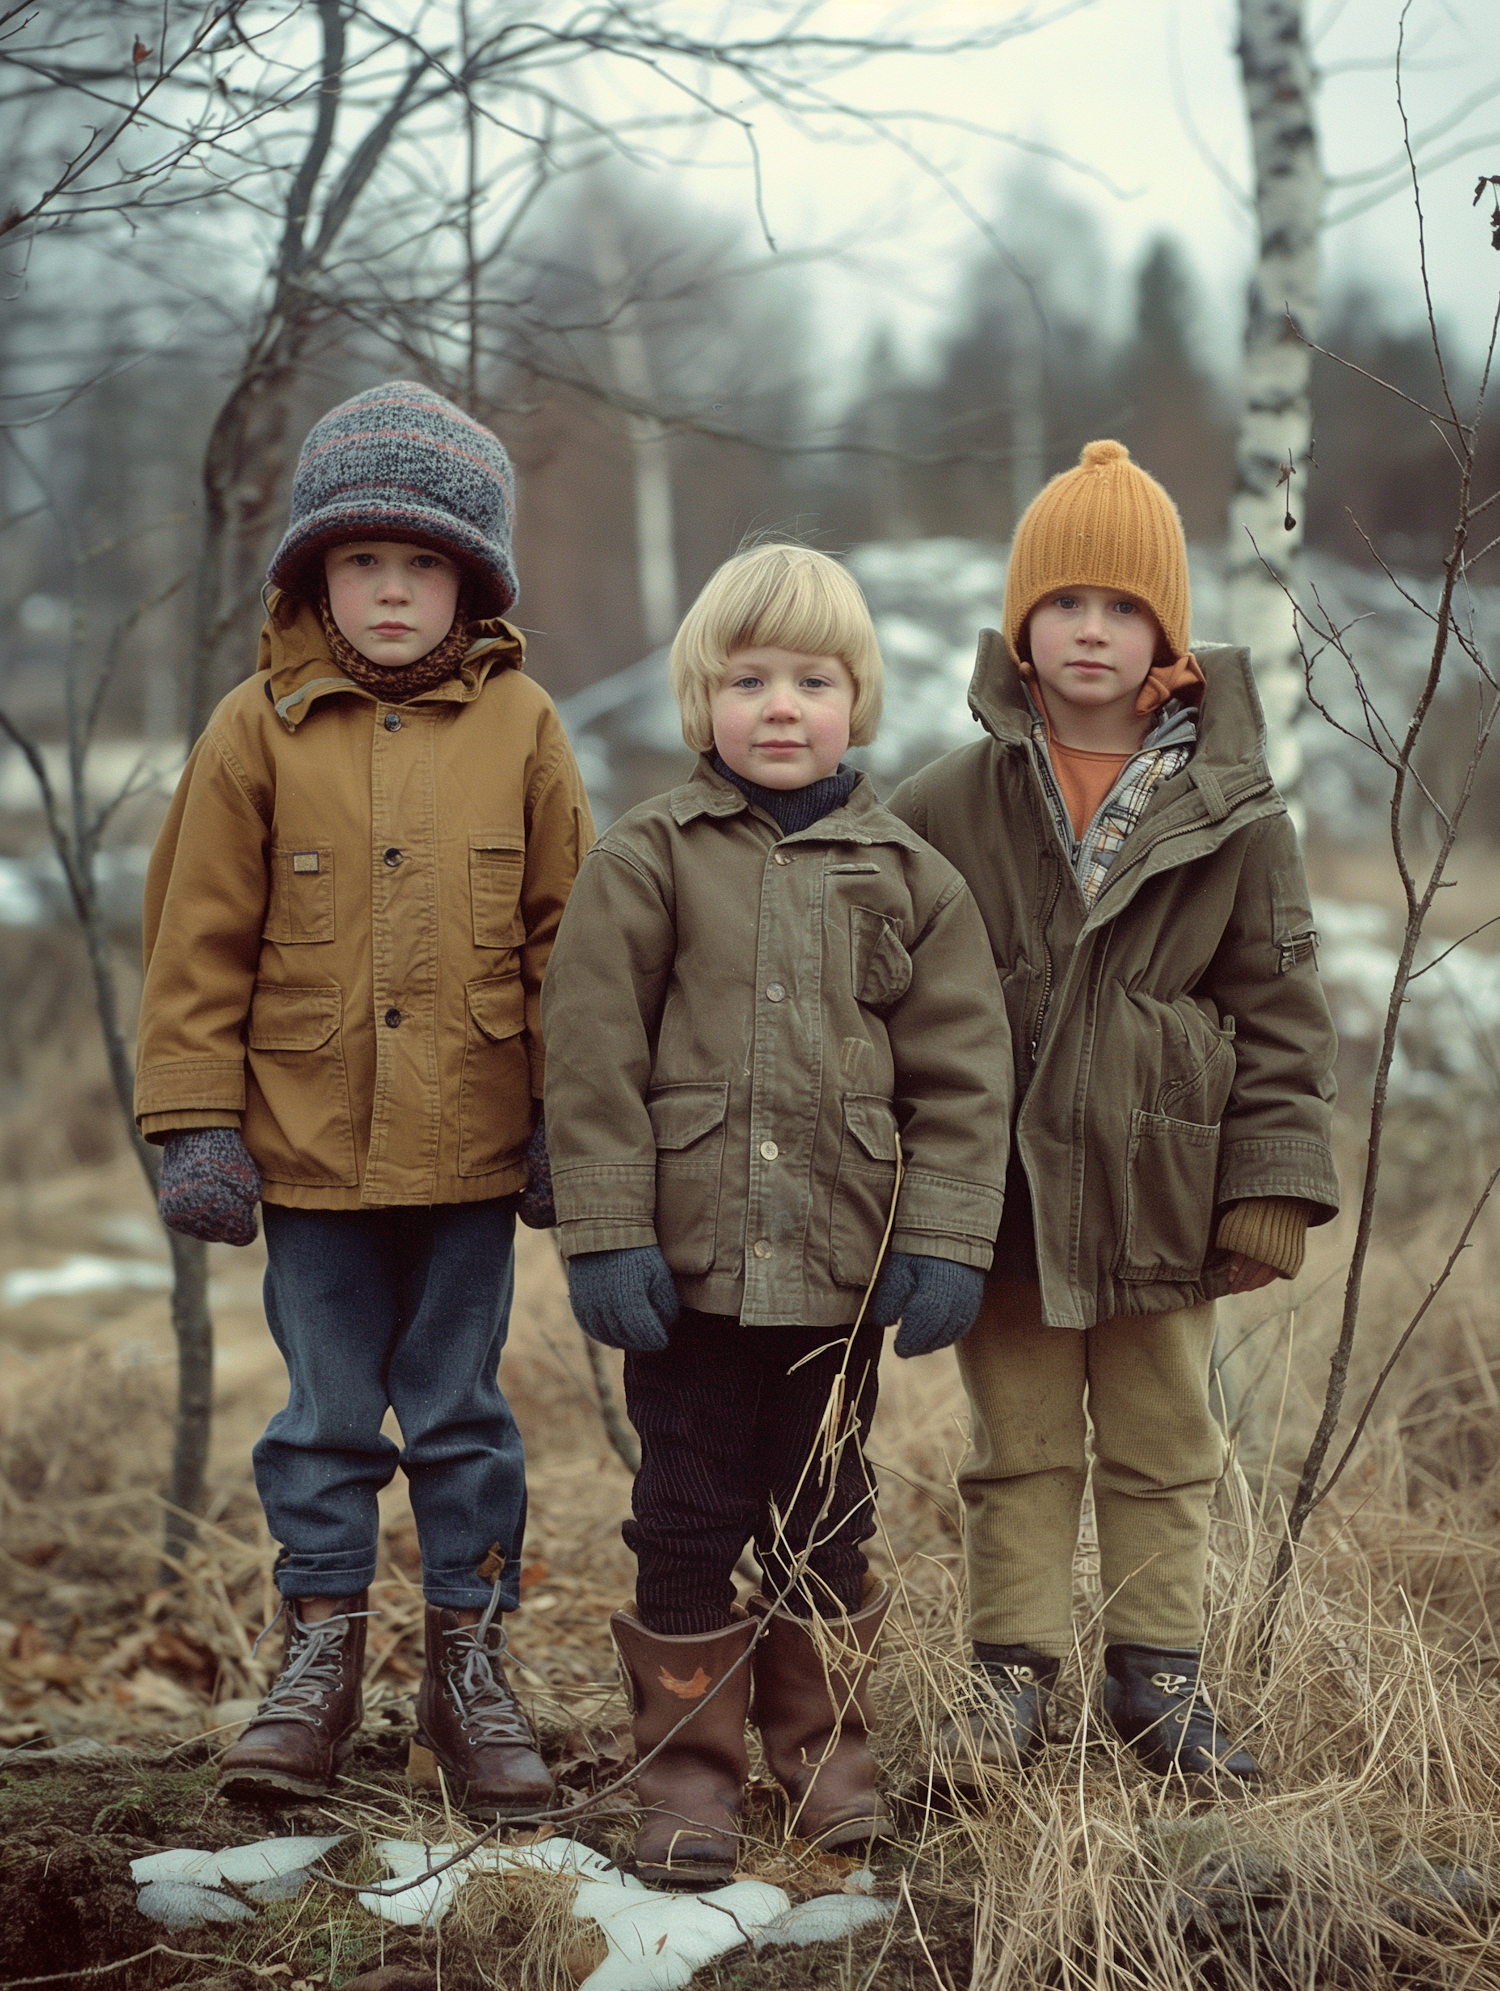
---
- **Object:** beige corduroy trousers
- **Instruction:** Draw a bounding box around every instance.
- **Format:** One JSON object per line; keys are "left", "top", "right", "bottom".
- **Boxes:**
{"left": 955, "top": 1278, "right": 1226, "bottom": 1657}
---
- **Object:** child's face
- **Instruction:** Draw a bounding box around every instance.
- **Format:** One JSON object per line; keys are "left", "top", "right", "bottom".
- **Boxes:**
{"left": 710, "top": 646, "right": 855, "bottom": 790}
{"left": 1025, "top": 585, "right": 1160, "bottom": 721}
{"left": 324, "top": 541, "right": 461, "bottom": 666}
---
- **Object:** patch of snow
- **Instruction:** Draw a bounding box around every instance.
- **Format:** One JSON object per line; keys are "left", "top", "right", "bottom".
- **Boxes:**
{"left": 357, "top": 1836, "right": 895, "bottom": 1987}
{"left": 576, "top": 1876, "right": 790, "bottom": 1990}
{"left": 131, "top": 1836, "right": 344, "bottom": 1928}
{"left": 751, "top": 1892, "right": 895, "bottom": 1948}
{"left": 2, "top": 1254, "right": 175, "bottom": 1305}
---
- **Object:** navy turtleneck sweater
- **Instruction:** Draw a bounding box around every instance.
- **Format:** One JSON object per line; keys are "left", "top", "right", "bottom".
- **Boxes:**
{"left": 710, "top": 751, "right": 859, "bottom": 835}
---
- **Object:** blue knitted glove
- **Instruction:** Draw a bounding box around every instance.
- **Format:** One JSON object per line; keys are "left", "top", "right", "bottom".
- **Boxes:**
{"left": 516, "top": 1115, "right": 555, "bottom": 1230}
{"left": 158, "top": 1128, "right": 262, "bottom": 1247}
{"left": 873, "top": 1251, "right": 985, "bottom": 1358}
{"left": 566, "top": 1244, "right": 679, "bottom": 1352}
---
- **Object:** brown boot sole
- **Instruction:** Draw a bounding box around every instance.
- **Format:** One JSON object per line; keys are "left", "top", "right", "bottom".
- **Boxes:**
{"left": 406, "top": 1735, "right": 554, "bottom": 1820}
{"left": 219, "top": 1731, "right": 356, "bottom": 1801}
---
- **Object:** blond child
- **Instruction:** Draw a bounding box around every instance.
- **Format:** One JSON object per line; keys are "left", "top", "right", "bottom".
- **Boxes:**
{"left": 889, "top": 442, "right": 1339, "bottom": 1794}
{"left": 542, "top": 544, "right": 1010, "bottom": 1882}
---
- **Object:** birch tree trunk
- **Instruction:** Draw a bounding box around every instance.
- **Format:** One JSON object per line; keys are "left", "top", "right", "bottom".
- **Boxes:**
{"left": 1230, "top": 0, "right": 1324, "bottom": 802}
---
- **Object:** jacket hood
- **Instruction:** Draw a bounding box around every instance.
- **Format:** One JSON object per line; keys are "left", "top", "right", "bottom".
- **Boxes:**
{"left": 255, "top": 591, "right": 525, "bottom": 728}
{"left": 967, "top": 628, "right": 1271, "bottom": 796}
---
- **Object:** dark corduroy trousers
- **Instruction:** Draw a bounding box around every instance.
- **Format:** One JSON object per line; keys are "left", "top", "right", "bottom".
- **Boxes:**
{"left": 622, "top": 1310, "right": 883, "bottom": 1635}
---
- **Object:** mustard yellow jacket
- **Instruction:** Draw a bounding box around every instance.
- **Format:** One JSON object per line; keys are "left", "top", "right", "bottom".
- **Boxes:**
{"left": 542, "top": 760, "right": 1011, "bottom": 1327}
{"left": 135, "top": 598, "right": 593, "bottom": 1208}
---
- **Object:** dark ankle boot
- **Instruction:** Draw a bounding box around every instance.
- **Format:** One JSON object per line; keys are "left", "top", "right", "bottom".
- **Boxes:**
{"left": 219, "top": 1593, "right": 369, "bottom": 1798}
{"left": 937, "top": 1643, "right": 1059, "bottom": 1782}
{"left": 749, "top": 1579, "right": 893, "bottom": 1850}
{"left": 1103, "top": 1643, "right": 1262, "bottom": 1796}
{"left": 611, "top": 1608, "right": 757, "bottom": 1887}
{"left": 413, "top": 1592, "right": 553, "bottom": 1818}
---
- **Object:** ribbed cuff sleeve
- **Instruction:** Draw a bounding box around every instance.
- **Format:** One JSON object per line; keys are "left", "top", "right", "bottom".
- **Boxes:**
{"left": 1216, "top": 1197, "right": 1310, "bottom": 1279}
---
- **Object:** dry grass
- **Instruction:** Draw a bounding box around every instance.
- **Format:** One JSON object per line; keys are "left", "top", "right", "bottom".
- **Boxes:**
{"left": 3, "top": 1106, "right": 1500, "bottom": 1985}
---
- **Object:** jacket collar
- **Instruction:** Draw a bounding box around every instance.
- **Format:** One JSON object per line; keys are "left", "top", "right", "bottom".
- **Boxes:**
{"left": 670, "top": 754, "right": 929, "bottom": 853}
{"left": 257, "top": 593, "right": 525, "bottom": 729}
{"left": 967, "top": 628, "right": 1272, "bottom": 806}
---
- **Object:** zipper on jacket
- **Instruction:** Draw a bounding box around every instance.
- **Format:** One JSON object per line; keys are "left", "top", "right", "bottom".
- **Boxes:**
{"left": 1028, "top": 868, "right": 1063, "bottom": 1064}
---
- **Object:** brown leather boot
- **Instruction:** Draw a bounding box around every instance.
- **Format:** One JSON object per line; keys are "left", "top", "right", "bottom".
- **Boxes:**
{"left": 749, "top": 1578, "right": 893, "bottom": 1850}
{"left": 611, "top": 1607, "right": 757, "bottom": 1887}
{"left": 413, "top": 1592, "right": 553, "bottom": 1819}
{"left": 219, "top": 1593, "right": 369, "bottom": 1799}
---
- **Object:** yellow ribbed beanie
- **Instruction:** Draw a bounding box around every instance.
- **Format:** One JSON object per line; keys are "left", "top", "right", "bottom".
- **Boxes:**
{"left": 1002, "top": 440, "right": 1191, "bottom": 667}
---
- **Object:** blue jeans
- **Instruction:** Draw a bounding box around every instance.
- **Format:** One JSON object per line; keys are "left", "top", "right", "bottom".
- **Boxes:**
{"left": 253, "top": 1200, "right": 526, "bottom": 1610}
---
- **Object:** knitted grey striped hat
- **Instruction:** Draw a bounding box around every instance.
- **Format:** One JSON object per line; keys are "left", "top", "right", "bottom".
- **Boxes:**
{"left": 267, "top": 381, "right": 518, "bottom": 615}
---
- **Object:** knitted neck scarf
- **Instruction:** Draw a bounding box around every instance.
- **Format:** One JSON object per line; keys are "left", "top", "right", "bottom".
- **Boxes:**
{"left": 710, "top": 751, "right": 859, "bottom": 834}
{"left": 316, "top": 580, "right": 472, "bottom": 705}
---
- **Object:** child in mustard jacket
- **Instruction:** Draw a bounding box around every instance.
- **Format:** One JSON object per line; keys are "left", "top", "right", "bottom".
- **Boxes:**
{"left": 136, "top": 383, "right": 592, "bottom": 1811}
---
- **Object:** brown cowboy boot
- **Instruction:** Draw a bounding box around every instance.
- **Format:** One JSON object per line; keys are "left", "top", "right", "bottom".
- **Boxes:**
{"left": 219, "top": 1593, "right": 369, "bottom": 1799}
{"left": 749, "top": 1578, "right": 893, "bottom": 1849}
{"left": 412, "top": 1589, "right": 553, "bottom": 1818}
{"left": 611, "top": 1607, "right": 757, "bottom": 1887}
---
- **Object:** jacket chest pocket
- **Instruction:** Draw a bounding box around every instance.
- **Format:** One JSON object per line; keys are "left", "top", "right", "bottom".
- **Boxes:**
{"left": 648, "top": 1083, "right": 729, "bottom": 1277}
{"left": 459, "top": 972, "right": 533, "bottom": 1177}
{"left": 470, "top": 833, "right": 525, "bottom": 948}
{"left": 849, "top": 906, "right": 912, "bottom": 1011}
{"left": 263, "top": 846, "right": 335, "bottom": 944}
{"left": 1116, "top": 1110, "right": 1220, "bottom": 1283}
{"left": 830, "top": 1094, "right": 900, "bottom": 1288}
{"left": 243, "top": 984, "right": 355, "bottom": 1185}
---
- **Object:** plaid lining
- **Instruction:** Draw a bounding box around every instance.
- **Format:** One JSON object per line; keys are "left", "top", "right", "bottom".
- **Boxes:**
{"left": 1029, "top": 709, "right": 1192, "bottom": 907}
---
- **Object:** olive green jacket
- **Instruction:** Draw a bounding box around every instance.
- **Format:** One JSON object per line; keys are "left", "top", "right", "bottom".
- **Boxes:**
{"left": 888, "top": 638, "right": 1339, "bottom": 1331}
{"left": 542, "top": 760, "right": 1011, "bottom": 1327}
{"left": 135, "top": 597, "right": 593, "bottom": 1208}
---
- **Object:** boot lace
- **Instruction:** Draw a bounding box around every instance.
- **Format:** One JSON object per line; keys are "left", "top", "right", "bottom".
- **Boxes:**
{"left": 252, "top": 1605, "right": 373, "bottom": 1728}
{"left": 1148, "top": 1669, "right": 1227, "bottom": 1746}
{"left": 443, "top": 1583, "right": 536, "bottom": 1748}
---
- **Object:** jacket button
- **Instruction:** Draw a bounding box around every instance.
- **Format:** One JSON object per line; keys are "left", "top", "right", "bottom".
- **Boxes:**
{"left": 765, "top": 982, "right": 786, "bottom": 1002}
{"left": 760, "top": 1140, "right": 779, "bottom": 1160}
{"left": 384, "top": 712, "right": 401, "bottom": 732}
{"left": 384, "top": 1008, "right": 402, "bottom": 1027}
{"left": 383, "top": 847, "right": 403, "bottom": 867}
{"left": 753, "top": 1239, "right": 773, "bottom": 1259}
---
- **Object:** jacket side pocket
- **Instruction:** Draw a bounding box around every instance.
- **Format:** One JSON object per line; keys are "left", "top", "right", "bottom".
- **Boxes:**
{"left": 459, "top": 971, "right": 532, "bottom": 1177}
{"left": 244, "top": 984, "right": 356, "bottom": 1185}
{"left": 263, "top": 846, "right": 335, "bottom": 944}
{"left": 1117, "top": 1108, "right": 1221, "bottom": 1282}
{"left": 648, "top": 1082, "right": 729, "bottom": 1277}
{"left": 470, "top": 832, "right": 526, "bottom": 949}
{"left": 830, "top": 1093, "right": 900, "bottom": 1288}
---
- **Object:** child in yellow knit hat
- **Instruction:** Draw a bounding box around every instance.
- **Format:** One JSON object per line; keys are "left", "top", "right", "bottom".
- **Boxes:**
{"left": 889, "top": 439, "right": 1339, "bottom": 1796}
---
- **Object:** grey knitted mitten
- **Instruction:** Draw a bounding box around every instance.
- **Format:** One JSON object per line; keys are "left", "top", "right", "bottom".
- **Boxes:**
{"left": 516, "top": 1115, "right": 555, "bottom": 1230}
{"left": 158, "top": 1129, "right": 262, "bottom": 1247}
{"left": 873, "top": 1251, "right": 985, "bottom": 1358}
{"left": 566, "top": 1245, "right": 679, "bottom": 1352}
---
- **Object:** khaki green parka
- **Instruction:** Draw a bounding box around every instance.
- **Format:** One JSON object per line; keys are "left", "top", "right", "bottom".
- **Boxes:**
{"left": 135, "top": 596, "right": 593, "bottom": 1208}
{"left": 541, "top": 760, "right": 1011, "bottom": 1328}
{"left": 887, "top": 638, "right": 1339, "bottom": 1331}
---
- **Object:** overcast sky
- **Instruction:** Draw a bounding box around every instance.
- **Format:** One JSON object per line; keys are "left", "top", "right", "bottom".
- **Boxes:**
{"left": 645, "top": 0, "right": 1500, "bottom": 382}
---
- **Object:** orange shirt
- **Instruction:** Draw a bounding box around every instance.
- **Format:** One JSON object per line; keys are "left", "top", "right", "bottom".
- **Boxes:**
{"left": 1049, "top": 739, "right": 1131, "bottom": 840}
